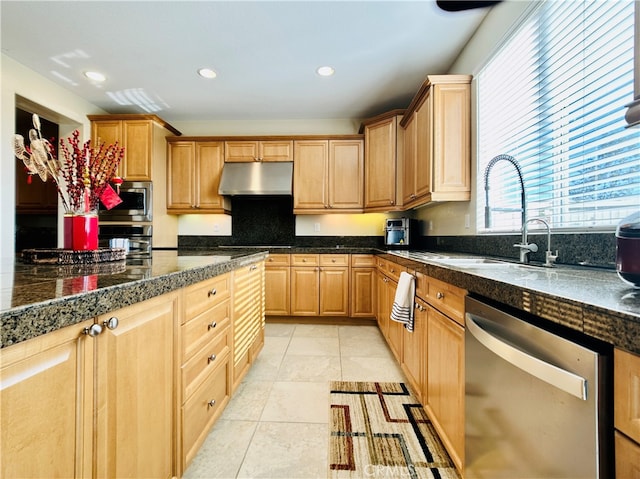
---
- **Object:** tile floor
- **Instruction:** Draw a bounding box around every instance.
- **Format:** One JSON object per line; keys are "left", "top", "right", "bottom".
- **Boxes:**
{"left": 183, "top": 321, "right": 407, "bottom": 479}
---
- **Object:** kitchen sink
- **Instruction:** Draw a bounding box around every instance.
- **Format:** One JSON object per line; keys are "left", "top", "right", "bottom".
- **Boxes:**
{"left": 431, "top": 257, "right": 533, "bottom": 270}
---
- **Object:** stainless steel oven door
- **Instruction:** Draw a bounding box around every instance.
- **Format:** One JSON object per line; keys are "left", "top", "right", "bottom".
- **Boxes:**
{"left": 98, "top": 224, "right": 152, "bottom": 258}
{"left": 98, "top": 181, "right": 152, "bottom": 222}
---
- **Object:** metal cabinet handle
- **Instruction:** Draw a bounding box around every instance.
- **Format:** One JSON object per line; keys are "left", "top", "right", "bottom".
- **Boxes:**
{"left": 208, "top": 354, "right": 217, "bottom": 363}
{"left": 103, "top": 317, "right": 119, "bottom": 330}
{"left": 466, "top": 313, "right": 587, "bottom": 400}
{"left": 436, "top": 292, "right": 444, "bottom": 300}
{"left": 208, "top": 288, "right": 217, "bottom": 297}
{"left": 331, "top": 259, "right": 336, "bottom": 263}
{"left": 83, "top": 323, "right": 103, "bottom": 337}
{"left": 250, "top": 265, "right": 257, "bottom": 271}
{"left": 208, "top": 399, "right": 216, "bottom": 408}
{"left": 208, "top": 321, "right": 217, "bottom": 330}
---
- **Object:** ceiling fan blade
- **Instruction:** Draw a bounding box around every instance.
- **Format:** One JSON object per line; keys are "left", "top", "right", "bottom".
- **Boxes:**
{"left": 436, "top": 1, "right": 501, "bottom": 12}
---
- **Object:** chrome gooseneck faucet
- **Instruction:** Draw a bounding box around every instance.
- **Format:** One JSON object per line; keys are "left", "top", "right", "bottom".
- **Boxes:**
{"left": 484, "top": 154, "right": 536, "bottom": 264}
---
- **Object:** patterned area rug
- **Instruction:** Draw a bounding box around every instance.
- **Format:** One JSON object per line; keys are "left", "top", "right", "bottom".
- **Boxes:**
{"left": 329, "top": 381, "right": 460, "bottom": 479}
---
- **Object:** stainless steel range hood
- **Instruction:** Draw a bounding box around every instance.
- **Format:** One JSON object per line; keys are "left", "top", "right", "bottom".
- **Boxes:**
{"left": 218, "top": 161, "right": 293, "bottom": 195}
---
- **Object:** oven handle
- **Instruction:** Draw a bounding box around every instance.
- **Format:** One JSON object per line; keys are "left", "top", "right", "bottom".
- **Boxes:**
{"left": 466, "top": 313, "right": 588, "bottom": 400}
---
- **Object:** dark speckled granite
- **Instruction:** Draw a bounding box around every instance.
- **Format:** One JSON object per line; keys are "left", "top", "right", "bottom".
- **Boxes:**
{"left": 1, "top": 250, "right": 267, "bottom": 348}
{"left": 3, "top": 247, "right": 639, "bottom": 356}
{"left": 383, "top": 251, "right": 640, "bottom": 354}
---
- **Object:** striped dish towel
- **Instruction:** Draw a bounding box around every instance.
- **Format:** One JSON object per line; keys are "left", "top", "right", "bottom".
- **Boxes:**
{"left": 390, "top": 272, "right": 416, "bottom": 332}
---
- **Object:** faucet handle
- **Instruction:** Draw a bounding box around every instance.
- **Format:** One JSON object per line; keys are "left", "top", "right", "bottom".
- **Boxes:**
{"left": 513, "top": 242, "right": 538, "bottom": 253}
{"left": 545, "top": 250, "right": 559, "bottom": 267}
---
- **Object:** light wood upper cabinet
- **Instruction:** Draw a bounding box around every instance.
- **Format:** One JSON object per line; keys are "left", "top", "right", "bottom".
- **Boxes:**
{"left": 363, "top": 111, "right": 404, "bottom": 211}
{"left": 224, "top": 140, "right": 293, "bottom": 162}
{"left": 293, "top": 138, "right": 364, "bottom": 214}
{"left": 166, "top": 140, "right": 230, "bottom": 214}
{"left": 400, "top": 75, "right": 471, "bottom": 209}
{"left": 0, "top": 319, "right": 94, "bottom": 479}
{"left": 89, "top": 114, "right": 180, "bottom": 181}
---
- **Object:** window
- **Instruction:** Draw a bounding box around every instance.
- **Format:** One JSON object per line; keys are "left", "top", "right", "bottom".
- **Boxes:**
{"left": 477, "top": 0, "right": 639, "bottom": 233}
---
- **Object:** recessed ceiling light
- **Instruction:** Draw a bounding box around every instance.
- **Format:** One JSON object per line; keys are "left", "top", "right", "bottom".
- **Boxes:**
{"left": 84, "top": 71, "right": 106, "bottom": 82}
{"left": 198, "top": 68, "right": 217, "bottom": 79}
{"left": 316, "top": 66, "right": 335, "bottom": 77}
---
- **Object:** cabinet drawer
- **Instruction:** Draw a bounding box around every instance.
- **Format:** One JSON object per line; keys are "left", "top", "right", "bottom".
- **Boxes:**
{"left": 291, "top": 254, "right": 319, "bottom": 266}
{"left": 615, "top": 348, "right": 640, "bottom": 445}
{"left": 182, "top": 358, "right": 230, "bottom": 467}
{"left": 182, "top": 302, "right": 230, "bottom": 362}
{"left": 352, "top": 254, "right": 376, "bottom": 267}
{"left": 182, "top": 327, "right": 231, "bottom": 399}
{"left": 320, "top": 254, "right": 350, "bottom": 267}
{"left": 426, "top": 277, "right": 466, "bottom": 326}
{"left": 383, "top": 260, "right": 405, "bottom": 282}
{"left": 266, "top": 253, "right": 290, "bottom": 267}
{"left": 184, "top": 273, "right": 231, "bottom": 324}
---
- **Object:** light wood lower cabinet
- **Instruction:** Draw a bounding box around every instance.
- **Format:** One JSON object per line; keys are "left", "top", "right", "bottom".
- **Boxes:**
{"left": 350, "top": 254, "right": 376, "bottom": 318}
{"left": 425, "top": 303, "right": 464, "bottom": 472}
{"left": 290, "top": 254, "right": 350, "bottom": 317}
{"left": 94, "top": 294, "right": 179, "bottom": 479}
{"left": 232, "top": 261, "right": 265, "bottom": 390}
{"left": 615, "top": 347, "right": 640, "bottom": 478}
{"left": 402, "top": 297, "right": 426, "bottom": 404}
{"left": 0, "top": 292, "right": 180, "bottom": 479}
{"left": 180, "top": 273, "right": 231, "bottom": 472}
{"left": 0, "top": 318, "right": 94, "bottom": 479}
{"left": 265, "top": 254, "right": 291, "bottom": 316}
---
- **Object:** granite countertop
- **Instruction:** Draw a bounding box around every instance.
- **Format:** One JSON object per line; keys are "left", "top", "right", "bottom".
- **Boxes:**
{"left": 381, "top": 250, "right": 640, "bottom": 355}
{"left": 2, "top": 247, "right": 639, "bottom": 355}
{"left": 0, "top": 249, "right": 268, "bottom": 348}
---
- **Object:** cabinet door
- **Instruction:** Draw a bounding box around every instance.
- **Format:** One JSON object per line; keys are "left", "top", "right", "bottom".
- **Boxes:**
{"left": 95, "top": 293, "right": 178, "bottom": 479}
{"left": 0, "top": 320, "right": 94, "bottom": 479}
{"left": 615, "top": 431, "right": 640, "bottom": 479}
{"left": 224, "top": 141, "right": 259, "bottom": 162}
{"left": 195, "top": 141, "right": 226, "bottom": 210}
{"left": 260, "top": 140, "right": 294, "bottom": 162}
{"left": 402, "top": 299, "right": 426, "bottom": 403}
{"left": 351, "top": 267, "right": 376, "bottom": 317}
{"left": 615, "top": 348, "right": 640, "bottom": 444}
{"left": 415, "top": 94, "right": 432, "bottom": 199}
{"left": 232, "top": 263, "right": 264, "bottom": 390}
{"left": 291, "top": 267, "right": 320, "bottom": 315}
{"left": 402, "top": 114, "right": 417, "bottom": 205}
{"left": 328, "top": 140, "right": 364, "bottom": 210}
{"left": 167, "top": 141, "right": 196, "bottom": 210}
{"left": 319, "top": 267, "right": 350, "bottom": 316}
{"left": 365, "top": 117, "right": 398, "bottom": 209}
{"left": 386, "top": 277, "right": 403, "bottom": 362}
{"left": 122, "top": 120, "right": 152, "bottom": 180}
{"left": 92, "top": 121, "right": 123, "bottom": 177}
{"left": 426, "top": 305, "right": 464, "bottom": 471}
{"left": 376, "top": 271, "right": 390, "bottom": 336}
{"left": 431, "top": 83, "right": 470, "bottom": 198}
{"left": 293, "top": 140, "right": 328, "bottom": 211}
{"left": 265, "top": 266, "right": 290, "bottom": 316}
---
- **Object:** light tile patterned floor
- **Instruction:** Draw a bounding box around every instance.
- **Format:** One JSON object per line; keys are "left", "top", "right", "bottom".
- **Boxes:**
{"left": 183, "top": 322, "right": 407, "bottom": 479}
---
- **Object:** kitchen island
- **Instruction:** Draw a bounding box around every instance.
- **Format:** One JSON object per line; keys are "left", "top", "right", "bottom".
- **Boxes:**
{"left": 0, "top": 249, "right": 268, "bottom": 348}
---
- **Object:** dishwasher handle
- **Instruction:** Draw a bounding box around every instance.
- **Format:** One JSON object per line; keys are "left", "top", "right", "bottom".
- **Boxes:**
{"left": 466, "top": 313, "right": 588, "bottom": 400}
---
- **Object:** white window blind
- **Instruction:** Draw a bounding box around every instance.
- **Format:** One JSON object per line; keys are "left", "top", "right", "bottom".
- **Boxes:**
{"left": 477, "top": 0, "right": 640, "bottom": 234}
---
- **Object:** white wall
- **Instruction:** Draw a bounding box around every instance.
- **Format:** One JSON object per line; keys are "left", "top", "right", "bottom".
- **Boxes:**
{"left": 1, "top": 54, "right": 107, "bottom": 259}
{"left": 415, "top": 0, "right": 532, "bottom": 236}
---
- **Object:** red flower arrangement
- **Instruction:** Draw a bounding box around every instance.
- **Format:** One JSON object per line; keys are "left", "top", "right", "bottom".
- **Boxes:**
{"left": 13, "top": 114, "right": 124, "bottom": 213}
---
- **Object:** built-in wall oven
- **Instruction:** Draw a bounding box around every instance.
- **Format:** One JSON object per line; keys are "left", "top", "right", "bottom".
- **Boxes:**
{"left": 98, "top": 181, "right": 153, "bottom": 258}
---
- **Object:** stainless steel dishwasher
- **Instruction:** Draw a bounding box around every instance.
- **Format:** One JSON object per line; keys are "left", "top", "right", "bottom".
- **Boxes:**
{"left": 465, "top": 295, "right": 612, "bottom": 478}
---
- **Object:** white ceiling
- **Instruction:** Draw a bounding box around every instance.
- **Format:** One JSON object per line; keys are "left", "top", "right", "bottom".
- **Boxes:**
{"left": 1, "top": 1, "right": 491, "bottom": 122}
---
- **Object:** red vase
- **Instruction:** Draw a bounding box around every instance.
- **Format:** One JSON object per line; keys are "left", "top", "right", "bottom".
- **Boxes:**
{"left": 64, "top": 213, "right": 99, "bottom": 250}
